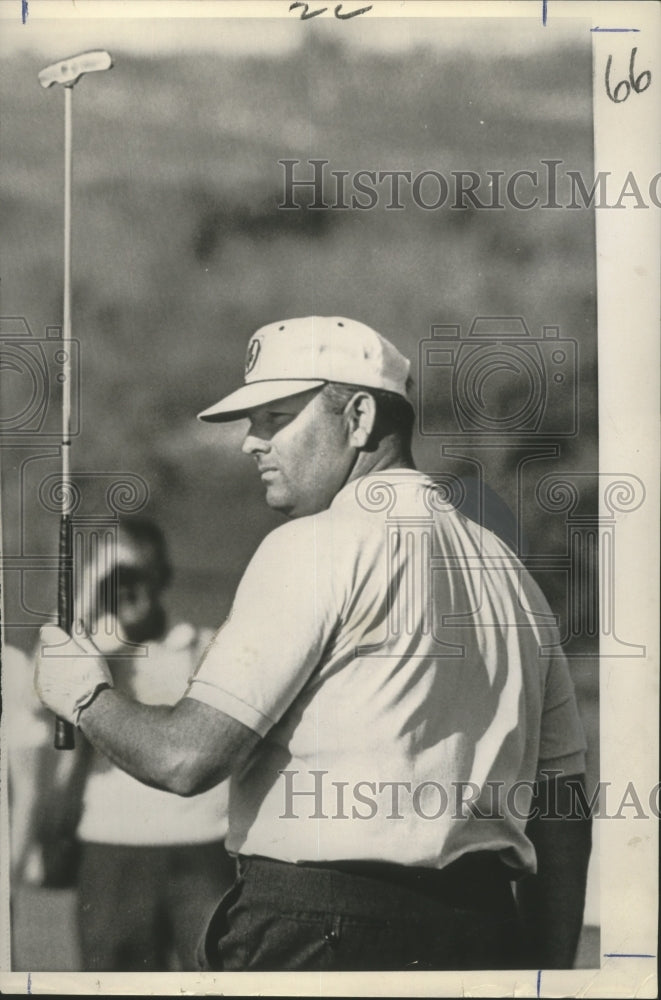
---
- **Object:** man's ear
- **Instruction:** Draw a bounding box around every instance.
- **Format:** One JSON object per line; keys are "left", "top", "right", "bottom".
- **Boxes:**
{"left": 345, "top": 392, "right": 376, "bottom": 448}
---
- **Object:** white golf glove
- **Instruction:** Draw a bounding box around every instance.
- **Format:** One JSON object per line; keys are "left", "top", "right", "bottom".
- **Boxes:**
{"left": 35, "top": 624, "right": 114, "bottom": 726}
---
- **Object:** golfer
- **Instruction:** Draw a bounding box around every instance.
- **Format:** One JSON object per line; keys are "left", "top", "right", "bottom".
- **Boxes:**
{"left": 36, "top": 316, "right": 591, "bottom": 972}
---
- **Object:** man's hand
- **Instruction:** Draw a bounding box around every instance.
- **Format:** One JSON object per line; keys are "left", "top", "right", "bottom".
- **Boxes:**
{"left": 35, "top": 625, "right": 114, "bottom": 726}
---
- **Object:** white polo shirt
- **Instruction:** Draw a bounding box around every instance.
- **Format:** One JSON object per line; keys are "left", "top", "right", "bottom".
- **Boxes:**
{"left": 187, "top": 470, "right": 586, "bottom": 874}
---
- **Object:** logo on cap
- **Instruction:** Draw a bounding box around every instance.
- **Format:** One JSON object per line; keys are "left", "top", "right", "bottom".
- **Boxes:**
{"left": 245, "top": 337, "right": 261, "bottom": 376}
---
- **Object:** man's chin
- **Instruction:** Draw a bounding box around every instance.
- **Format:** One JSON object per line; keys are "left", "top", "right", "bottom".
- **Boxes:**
{"left": 263, "top": 483, "right": 288, "bottom": 508}
{"left": 266, "top": 485, "right": 322, "bottom": 519}
{"left": 264, "top": 489, "right": 295, "bottom": 517}
{"left": 264, "top": 489, "right": 327, "bottom": 520}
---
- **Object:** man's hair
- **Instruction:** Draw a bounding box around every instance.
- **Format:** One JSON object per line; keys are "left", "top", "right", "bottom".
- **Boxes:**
{"left": 321, "top": 379, "right": 416, "bottom": 448}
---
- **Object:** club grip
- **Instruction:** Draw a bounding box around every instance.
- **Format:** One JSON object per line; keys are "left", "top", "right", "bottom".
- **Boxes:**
{"left": 55, "top": 717, "right": 75, "bottom": 750}
{"left": 55, "top": 513, "right": 75, "bottom": 750}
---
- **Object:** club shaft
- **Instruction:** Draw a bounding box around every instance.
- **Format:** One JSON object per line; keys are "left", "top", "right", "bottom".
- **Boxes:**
{"left": 62, "top": 85, "right": 72, "bottom": 483}
{"left": 55, "top": 84, "right": 75, "bottom": 751}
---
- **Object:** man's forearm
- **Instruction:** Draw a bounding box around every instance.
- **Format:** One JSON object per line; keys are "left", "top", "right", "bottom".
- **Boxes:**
{"left": 77, "top": 688, "right": 195, "bottom": 792}
{"left": 517, "top": 773, "right": 593, "bottom": 968}
{"left": 35, "top": 625, "right": 262, "bottom": 795}
{"left": 77, "top": 688, "right": 255, "bottom": 795}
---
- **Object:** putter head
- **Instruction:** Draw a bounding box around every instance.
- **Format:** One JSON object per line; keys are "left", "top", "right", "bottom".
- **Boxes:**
{"left": 38, "top": 50, "right": 113, "bottom": 89}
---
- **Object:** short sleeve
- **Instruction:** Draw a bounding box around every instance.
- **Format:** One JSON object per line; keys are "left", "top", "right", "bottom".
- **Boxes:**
{"left": 536, "top": 652, "right": 588, "bottom": 779}
{"left": 185, "top": 515, "right": 339, "bottom": 737}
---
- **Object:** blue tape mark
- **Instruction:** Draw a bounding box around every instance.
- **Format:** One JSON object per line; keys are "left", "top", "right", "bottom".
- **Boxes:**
{"left": 27, "top": 972, "right": 32, "bottom": 994}
{"left": 591, "top": 27, "right": 640, "bottom": 32}
{"left": 604, "top": 953, "right": 656, "bottom": 958}
{"left": 21, "top": 0, "right": 28, "bottom": 24}
{"left": 542, "top": 0, "right": 548, "bottom": 26}
{"left": 536, "top": 969, "right": 542, "bottom": 997}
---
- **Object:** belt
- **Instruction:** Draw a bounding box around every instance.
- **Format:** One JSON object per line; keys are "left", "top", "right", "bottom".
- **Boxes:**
{"left": 238, "top": 851, "right": 516, "bottom": 914}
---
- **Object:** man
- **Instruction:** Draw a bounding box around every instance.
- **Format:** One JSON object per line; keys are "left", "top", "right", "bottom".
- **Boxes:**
{"left": 30, "top": 517, "right": 234, "bottom": 971}
{"left": 36, "top": 316, "right": 592, "bottom": 972}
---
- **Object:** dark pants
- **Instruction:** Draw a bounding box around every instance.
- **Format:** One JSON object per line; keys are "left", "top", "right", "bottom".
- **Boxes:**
{"left": 200, "top": 853, "right": 525, "bottom": 972}
{"left": 77, "top": 840, "right": 235, "bottom": 972}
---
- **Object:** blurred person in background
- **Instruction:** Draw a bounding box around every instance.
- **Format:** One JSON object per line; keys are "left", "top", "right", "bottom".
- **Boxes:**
{"left": 23, "top": 516, "right": 234, "bottom": 972}
{"left": 4, "top": 644, "right": 53, "bottom": 889}
{"left": 5, "top": 638, "right": 86, "bottom": 972}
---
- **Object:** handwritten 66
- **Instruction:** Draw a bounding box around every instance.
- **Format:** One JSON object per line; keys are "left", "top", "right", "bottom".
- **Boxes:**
{"left": 605, "top": 47, "right": 652, "bottom": 104}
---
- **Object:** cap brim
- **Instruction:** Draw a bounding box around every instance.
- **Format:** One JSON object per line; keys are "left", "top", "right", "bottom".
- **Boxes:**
{"left": 197, "top": 379, "right": 326, "bottom": 422}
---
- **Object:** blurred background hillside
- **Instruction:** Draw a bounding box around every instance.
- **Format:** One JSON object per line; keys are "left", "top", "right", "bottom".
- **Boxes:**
{"left": 1, "top": 13, "right": 599, "bottom": 966}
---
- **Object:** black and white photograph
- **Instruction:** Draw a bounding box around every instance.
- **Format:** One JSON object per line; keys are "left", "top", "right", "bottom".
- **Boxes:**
{"left": 0, "top": 1, "right": 658, "bottom": 995}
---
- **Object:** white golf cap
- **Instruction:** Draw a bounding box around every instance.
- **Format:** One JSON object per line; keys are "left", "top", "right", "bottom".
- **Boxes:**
{"left": 197, "top": 315, "right": 412, "bottom": 422}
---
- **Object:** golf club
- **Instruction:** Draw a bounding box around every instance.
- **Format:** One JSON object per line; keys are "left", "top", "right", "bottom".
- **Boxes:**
{"left": 39, "top": 50, "right": 113, "bottom": 749}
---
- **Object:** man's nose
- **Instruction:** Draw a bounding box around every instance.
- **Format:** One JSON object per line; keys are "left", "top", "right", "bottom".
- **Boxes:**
{"left": 241, "top": 430, "right": 270, "bottom": 456}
